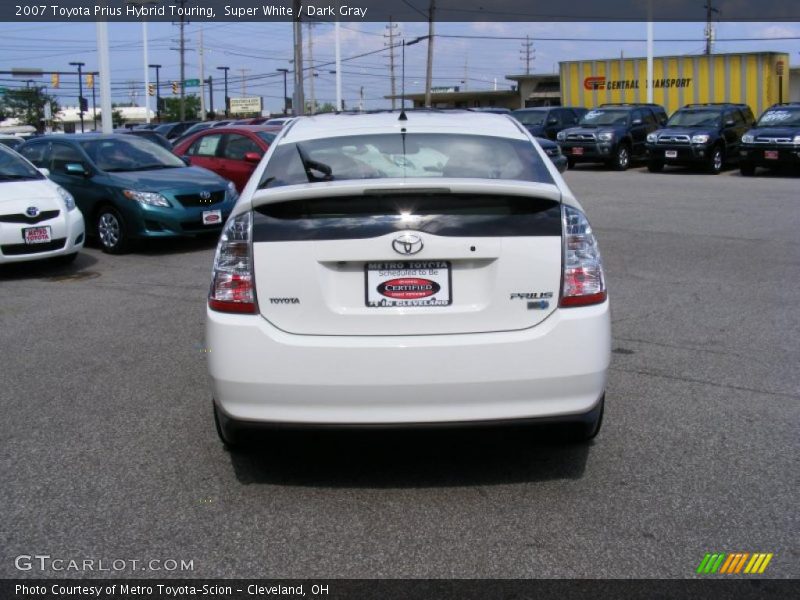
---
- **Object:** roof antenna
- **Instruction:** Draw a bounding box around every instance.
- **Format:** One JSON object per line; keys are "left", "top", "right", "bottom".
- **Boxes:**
{"left": 398, "top": 109, "right": 408, "bottom": 121}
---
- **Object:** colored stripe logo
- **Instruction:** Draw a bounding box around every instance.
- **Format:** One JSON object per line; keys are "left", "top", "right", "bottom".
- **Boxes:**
{"left": 697, "top": 553, "right": 773, "bottom": 574}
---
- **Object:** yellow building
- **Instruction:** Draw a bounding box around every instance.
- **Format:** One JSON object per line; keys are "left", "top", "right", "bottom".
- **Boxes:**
{"left": 560, "top": 52, "right": 791, "bottom": 117}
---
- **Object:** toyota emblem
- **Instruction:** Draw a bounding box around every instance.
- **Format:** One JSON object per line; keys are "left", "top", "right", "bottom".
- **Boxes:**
{"left": 392, "top": 233, "right": 423, "bottom": 255}
{"left": 199, "top": 191, "right": 211, "bottom": 201}
{"left": 25, "top": 206, "right": 40, "bottom": 218}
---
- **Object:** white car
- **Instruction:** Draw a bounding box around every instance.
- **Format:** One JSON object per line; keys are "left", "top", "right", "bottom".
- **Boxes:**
{"left": 0, "top": 144, "right": 85, "bottom": 265}
{"left": 206, "top": 111, "right": 610, "bottom": 446}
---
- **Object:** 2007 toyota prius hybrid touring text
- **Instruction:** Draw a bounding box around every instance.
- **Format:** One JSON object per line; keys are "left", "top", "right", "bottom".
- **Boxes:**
{"left": 206, "top": 111, "right": 611, "bottom": 446}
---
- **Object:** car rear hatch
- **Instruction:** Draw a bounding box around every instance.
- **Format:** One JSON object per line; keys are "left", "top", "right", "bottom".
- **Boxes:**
{"left": 250, "top": 180, "right": 563, "bottom": 336}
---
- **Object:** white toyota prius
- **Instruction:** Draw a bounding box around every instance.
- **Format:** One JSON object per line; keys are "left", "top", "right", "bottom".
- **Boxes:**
{"left": 206, "top": 110, "right": 610, "bottom": 446}
{"left": 0, "top": 144, "right": 84, "bottom": 265}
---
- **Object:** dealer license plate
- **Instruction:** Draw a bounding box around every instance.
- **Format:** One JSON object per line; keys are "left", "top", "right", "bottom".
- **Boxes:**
{"left": 572, "top": 147, "right": 584, "bottom": 156}
{"left": 366, "top": 261, "right": 451, "bottom": 307}
{"left": 202, "top": 210, "right": 222, "bottom": 225}
{"left": 23, "top": 226, "right": 51, "bottom": 244}
{"left": 764, "top": 150, "right": 779, "bottom": 160}
{"left": 665, "top": 150, "right": 678, "bottom": 159}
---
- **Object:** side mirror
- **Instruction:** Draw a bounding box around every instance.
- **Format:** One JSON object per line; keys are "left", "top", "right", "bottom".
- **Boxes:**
{"left": 37, "top": 167, "right": 50, "bottom": 177}
{"left": 244, "top": 152, "right": 263, "bottom": 164}
{"left": 65, "top": 163, "right": 89, "bottom": 177}
{"left": 181, "top": 156, "right": 192, "bottom": 166}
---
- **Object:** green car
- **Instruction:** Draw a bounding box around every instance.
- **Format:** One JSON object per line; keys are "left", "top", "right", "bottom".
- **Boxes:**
{"left": 18, "top": 134, "right": 238, "bottom": 253}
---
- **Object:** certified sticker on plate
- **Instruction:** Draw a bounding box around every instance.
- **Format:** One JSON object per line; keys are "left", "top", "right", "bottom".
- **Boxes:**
{"left": 572, "top": 147, "right": 584, "bottom": 156}
{"left": 202, "top": 210, "right": 222, "bottom": 225}
{"left": 23, "top": 226, "right": 51, "bottom": 244}
{"left": 665, "top": 150, "right": 678, "bottom": 159}
{"left": 764, "top": 150, "right": 779, "bottom": 160}
{"left": 366, "top": 261, "right": 451, "bottom": 307}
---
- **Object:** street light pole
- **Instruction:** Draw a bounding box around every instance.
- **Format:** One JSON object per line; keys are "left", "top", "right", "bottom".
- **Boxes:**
{"left": 149, "top": 64, "right": 161, "bottom": 122}
{"left": 217, "top": 66, "right": 230, "bottom": 117}
{"left": 69, "top": 61, "right": 85, "bottom": 132}
{"left": 277, "top": 68, "right": 289, "bottom": 115}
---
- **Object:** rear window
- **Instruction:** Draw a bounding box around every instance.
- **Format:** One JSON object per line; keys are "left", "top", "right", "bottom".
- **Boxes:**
{"left": 259, "top": 133, "right": 553, "bottom": 188}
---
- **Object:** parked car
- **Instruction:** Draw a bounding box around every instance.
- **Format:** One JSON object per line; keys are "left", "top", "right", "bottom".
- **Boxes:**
{"left": 645, "top": 103, "right": 755, "bottom": 174}
{"left": 171, "top": 121, "right": 216, "bottom": 145}
{"left": 535, "top": 136, "right": 568, "bottom": 172}
{"left": 207, "top": 111, "right": 609, "bottom": 447}
{"left": 18, "top": 134, "right": 237, "bottom": 254}
{"left": 264, "top": 117, "right": 292, "bottom": 127}
{"left": 116, "top": 129, "right": 173, "bottom": 151}
{"left": 557, "top": 103, "right": 667, "bottom": 170}
{"left": 739, "top": 102, "right": 800, "bottom": 176}
{"left": 173, "top": 125, "right": 281, "bottom": 192}
{"left": 153, "top": 121, "right": 199, "bottom": 141}
{"left": 0, "top": 143, "right": 84, "bottom": 265}
{"left": 512, "top": 107, "right": 588, "bottom": 140}
{"left": 0, "top": 135, "right": 25, "bottom": 151}
{"left": 232, "top": 117, "right": 269, "bottom": 125}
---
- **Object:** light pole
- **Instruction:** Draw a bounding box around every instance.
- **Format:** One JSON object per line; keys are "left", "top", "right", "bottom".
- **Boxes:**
{"left": 402, "top": 37, "right": 427, "bottom": 110}
{"left": 149, "top": 64, "right": 161, "bottom": 122}
{"left": 217, "top": 66, "right": 230, "bottom": 117}
{"left": 69, "top": 61, "right": 85, "bottom": 132}
{"left": 277, "top": 68, "right": 289, "bottom": 115}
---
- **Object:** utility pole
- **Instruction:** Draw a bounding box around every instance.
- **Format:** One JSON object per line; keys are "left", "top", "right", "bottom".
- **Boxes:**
{"left": 424, "top": 0, "right": 435, "bottom": 108}
{"left": 198, "top": 27, "right": 205, "bottom": 120}
{"left": 277, "top": 68, "right": 289, "bottom": 115}
{"left": 384, "top": 18, "right": 399, "bottom": 110}
{"left": 206, "top": 76, "right": 213, "bottom": 116}
{"left": 217, "top": 66, "right": 230, "bottom": 117}
{"left": 335, "top": 21, "right": 342, "bottom": 111}
{"left": 292, "top": 0, "right": 305, "bottom": 116}
{"left": 704, "top": 1, "right": 719, "bottom": 55}
{"left": 462, "top": 55, "right": 468, "bottom": 92}
{"left": 306, "top": 23, "right": 316, "bottom": 114}
{"left": 69, "top": 61, "right": 85, "bottom": 133}
{"left": 149, "top": 64, "right": 162, "bottom": 122}
{"left": 238, "top": 68, "right": 251, "bottom": 96}
{"left": 174, "top": 0, "right": 188, "bottom": 121}
{"left": 521, "top": 35, "right": 534, "bottom": 74}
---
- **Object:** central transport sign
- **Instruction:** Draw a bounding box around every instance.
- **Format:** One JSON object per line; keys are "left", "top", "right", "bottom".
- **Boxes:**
{"left": 229, "top": 97, "right": 262, "bottom": 114}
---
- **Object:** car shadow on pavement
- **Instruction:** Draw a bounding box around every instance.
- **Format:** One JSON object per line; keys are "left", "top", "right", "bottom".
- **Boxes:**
{"left": 226, "top": 426, "right": 591, "bottom": 488}
{"left": 0, "top": 251, "right": 99, "bottom": 281}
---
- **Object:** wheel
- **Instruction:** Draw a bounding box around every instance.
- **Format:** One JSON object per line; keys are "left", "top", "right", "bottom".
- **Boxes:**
{"left": 567, "top": 157, "right": 576, "bottom": 169}
{"left": 647, "top": 160, "right": 664, "bottom": 173}
{"left": 213, "top": 400, "right": 243, "bottom": 450}
{"left": 707, "top": 146, "right": 724, "bottom": 174}
{"left": 571, "top": 395, "right": 604, "bottom": 443}
{"left": 610, "top": 144, "right": 630, "bottom": 171}
{"left": 739, "top": 162, "right": 756, "bottom": 177}
{"left": 95, "top": 206, "right": 129, "bottom": 254}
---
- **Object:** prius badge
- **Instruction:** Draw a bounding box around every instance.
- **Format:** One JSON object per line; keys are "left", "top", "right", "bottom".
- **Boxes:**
{"left": 392, "top": 233, "right": 423, "bottom": 255}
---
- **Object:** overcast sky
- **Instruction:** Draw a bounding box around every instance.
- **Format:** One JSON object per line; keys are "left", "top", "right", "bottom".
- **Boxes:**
{"left": 0, "top": 20, "right": 797, "bottom": 114}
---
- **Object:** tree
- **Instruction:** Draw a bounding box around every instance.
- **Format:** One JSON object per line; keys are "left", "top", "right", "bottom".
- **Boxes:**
{"left": 112, "top": 109, "right": 125, "bottom": 129}
{"left": 304, "top": 100, "right": 337, "bottom": 114}
{"left": 162, "top": 95, "right": 200, "bottom": 121}
{"left": 0, "top": 87, "right": 60, "bottom": 131}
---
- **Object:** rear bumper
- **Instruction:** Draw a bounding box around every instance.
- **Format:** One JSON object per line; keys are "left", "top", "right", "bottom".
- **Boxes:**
{"left": 206, "top": 301, "right": 611, "bottom": 425}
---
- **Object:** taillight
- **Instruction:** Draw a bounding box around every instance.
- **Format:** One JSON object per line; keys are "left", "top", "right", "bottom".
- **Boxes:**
{"left": 209, "top": 211, "right": 257, "bottom": 314}
{"left": 560, "top": 205, "right": 607, "bottom": 308}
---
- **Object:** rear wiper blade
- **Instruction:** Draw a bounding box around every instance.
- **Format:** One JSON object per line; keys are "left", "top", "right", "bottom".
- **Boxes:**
{"left": 296, "top": 144, "right": 333, "bottom": 182}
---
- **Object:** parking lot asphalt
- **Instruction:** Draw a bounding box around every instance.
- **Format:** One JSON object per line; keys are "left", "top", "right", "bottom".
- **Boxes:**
{"left": 1, "top": 166, "right": 798, "bottom": 579}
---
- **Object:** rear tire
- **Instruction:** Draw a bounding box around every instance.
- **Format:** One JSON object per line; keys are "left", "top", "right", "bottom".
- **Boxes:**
{"left": 707, "top": 146, "right": 724, "bottom": 174}
{"left": 740, "top": 162, "right": 756, "bottom": 177}
{"left": 610, "top": 144, "right": 630, "bottom": 171}
{"left": 96, "top": 206, "right": 130, "bottom": 254}
{"left": 647, "top": 160, "right": 664, "bottom": 173}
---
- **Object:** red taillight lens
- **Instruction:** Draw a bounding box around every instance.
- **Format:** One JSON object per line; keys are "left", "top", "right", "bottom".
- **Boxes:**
{"left": 560, "top": 205, "right": 607, "bottom": 308}
{"left": 209, "top": 211, "right": 257, "bottom": 314}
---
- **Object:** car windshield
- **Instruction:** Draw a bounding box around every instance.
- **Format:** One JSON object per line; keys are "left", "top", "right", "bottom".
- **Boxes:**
{"left": 0, "top": 145, "right": 43, "bottom": 181}
{"left": 259, "top": 133, "right": 553, "bottom": 189}
{"left": 512, "top": 110, "right": 547, "bottom": 126}
{"left": 756, "top": 108, "right": 800, "bottom": 127}
{"left": 579, "top": 110, "right": 630, "bottom": 126}
{"left": 80, "top": 137, "right": 186, "bottom": 172}
{"left": 666, "top": 109, "right": 722, "bottom": 128}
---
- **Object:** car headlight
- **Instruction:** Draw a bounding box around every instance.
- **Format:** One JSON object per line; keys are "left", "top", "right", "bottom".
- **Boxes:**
{"left": 55, "top": 186, "right": 76, "bottom": 211}
{"left": 793, "top": 135, "right": 800, "bottom": 145}
{"left": 646, "top": 133, "right": 658, "bottom": 143}
{"left": 556, "top": 131, "right": 566, "bottom": 141}
{"left": 598, "top": 131, "right": 614, "bottom": 142}
{"left": 742, "top": 134, "right": 754, "bottom": 144}
{"left": 122, "top": 189, "right": 170, "bottom": 207}
{"left": 226, "top": 180, "right": 239, "bottom": 202}
{"left": 691, "top": 134, "right": 710, "bottom": 144}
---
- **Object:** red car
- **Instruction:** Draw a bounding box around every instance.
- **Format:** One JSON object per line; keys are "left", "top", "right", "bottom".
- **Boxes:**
{"left": 172, "top": 125, "right": 281, "bottom": 192}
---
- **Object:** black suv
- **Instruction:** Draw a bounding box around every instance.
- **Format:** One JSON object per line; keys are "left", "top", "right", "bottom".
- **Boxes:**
{"left": 557, "top": 103, "right": 667, "bottom": 170}
{"left": 645, "top": 103, "right": 755, "bottom": 174}
{"left": 739, "top": 103, "right": 800, "bottom": 176}
{"left": 511, "top": 107, "right": 589, "bottom": 140}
